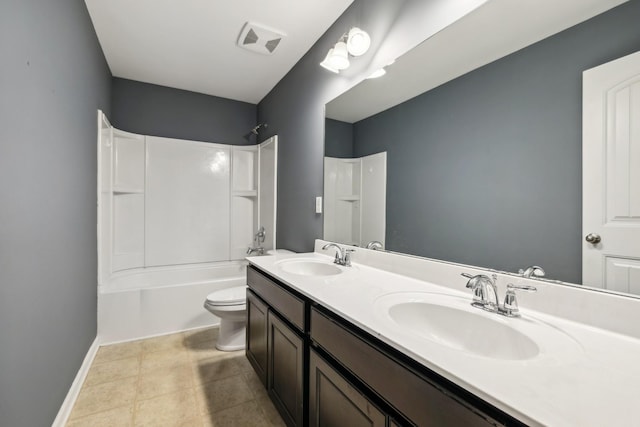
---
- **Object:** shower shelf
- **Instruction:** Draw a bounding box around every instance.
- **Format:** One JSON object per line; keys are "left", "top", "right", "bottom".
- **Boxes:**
{"left": 338, "top": 195, "right": 360, "bottom": 201}
{"left": 113, "top": 187, "right": 144, "bottom": 194}
{"left": 232, "top": 190, "right": 258, "bottom": 197}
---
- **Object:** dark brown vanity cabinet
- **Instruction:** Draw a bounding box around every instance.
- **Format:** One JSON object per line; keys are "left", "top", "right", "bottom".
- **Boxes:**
{"left": 246, "top": 265, "right": 522, "bottom": 427}
{"left": 310, "top": 308, "right": 501, "bottom": 427}
{"left": 309, "top": 349, "right": 386, "bottom": 427}
{"left": 246, "top": 289, "right": 268, "bottom": 386}
{"left": 268, "top": 311, "right": 305, "bottom": 427}
{"left": 247, "top": 266, "right": 305, "bottom": 427}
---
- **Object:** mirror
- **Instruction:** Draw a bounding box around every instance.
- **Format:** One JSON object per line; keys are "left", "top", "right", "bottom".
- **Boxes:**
{"left": 324, "top": 2, "right": 640, "bottom": 297}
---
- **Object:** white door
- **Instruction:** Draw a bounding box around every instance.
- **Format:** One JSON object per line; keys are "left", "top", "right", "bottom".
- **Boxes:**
{"left": 583, "top": 51, "right": 640, "bottom": 294}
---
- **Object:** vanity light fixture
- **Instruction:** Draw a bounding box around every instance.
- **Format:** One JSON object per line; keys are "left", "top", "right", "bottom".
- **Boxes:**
{"left": 346, "top": 27, "right": 370, "bottom": 56}
{"left": 320, "top": 27, "right": 371, "bottom": 74}
{"left": 320, "top": 49, "right": 339, "bottom": 73}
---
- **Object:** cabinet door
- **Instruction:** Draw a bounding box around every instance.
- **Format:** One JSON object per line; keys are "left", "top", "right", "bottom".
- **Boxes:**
{"left": 309, "top": 349, "right": 386, "bottom": 427}
{"left": 268, "top": 312, "right": 304, "bottom": 427}
{"left": 246, "top": 290, "right": 268, "bottom": 386}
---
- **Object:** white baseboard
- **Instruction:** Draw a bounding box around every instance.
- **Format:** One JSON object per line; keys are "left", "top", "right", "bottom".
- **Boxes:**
{"left": 51, "top": 337, "right": 100, "bottom": 427}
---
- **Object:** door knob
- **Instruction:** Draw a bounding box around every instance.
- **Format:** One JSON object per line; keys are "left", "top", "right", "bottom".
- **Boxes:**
{"left": 585, "top": 233, "right": 601, "bottom": 244}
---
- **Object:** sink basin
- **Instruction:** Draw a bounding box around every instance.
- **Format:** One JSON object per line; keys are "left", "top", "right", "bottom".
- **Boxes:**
{"left": 388, "top": 301, "right": 539, "bottom": 360}
{"left": 375, "top": 292, "right": 580, "bottom": 361}
{"left": 277, "top": 259, "right": 343, "bottom": 276}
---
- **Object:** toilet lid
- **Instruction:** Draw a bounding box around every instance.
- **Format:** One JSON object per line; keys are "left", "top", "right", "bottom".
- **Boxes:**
{"left": 206, "top": 286, "right": 247, "bottom": 306}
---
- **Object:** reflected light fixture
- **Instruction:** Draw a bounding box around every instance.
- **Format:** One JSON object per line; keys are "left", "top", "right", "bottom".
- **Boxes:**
{"left": 320, "top": 27, "right": 370, "bottom": 74}
{"left": 367, "top": 58, "right": 395, "bottom": 79}
{"left": 367, "top": 68, "right": 386, "bottom": 79}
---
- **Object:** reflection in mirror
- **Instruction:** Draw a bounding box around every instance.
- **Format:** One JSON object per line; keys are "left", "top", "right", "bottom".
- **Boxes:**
{"left": 323, "top": 152, "right": 387, "bottom": 248}
{"left": 323, "top": 1, "right": 640, "bottom": 297}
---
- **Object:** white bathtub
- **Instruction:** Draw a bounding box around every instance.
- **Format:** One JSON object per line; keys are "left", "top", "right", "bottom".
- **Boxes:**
{"left": 98, "top": 261, "right": 247, "bottom": 344}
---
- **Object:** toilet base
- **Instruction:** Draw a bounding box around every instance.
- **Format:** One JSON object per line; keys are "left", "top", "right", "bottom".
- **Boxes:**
{"left": 216, "top": 318, "right": 246, "bottom": 351}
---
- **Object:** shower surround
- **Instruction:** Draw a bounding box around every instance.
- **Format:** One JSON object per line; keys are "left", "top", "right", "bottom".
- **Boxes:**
{"left": 96, "top": 111, "right": 277, "bottom": 343}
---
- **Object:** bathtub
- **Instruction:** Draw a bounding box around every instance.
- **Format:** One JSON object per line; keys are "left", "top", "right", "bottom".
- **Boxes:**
{"left": 98, "top": 261, "right": 247, "bottom": 344}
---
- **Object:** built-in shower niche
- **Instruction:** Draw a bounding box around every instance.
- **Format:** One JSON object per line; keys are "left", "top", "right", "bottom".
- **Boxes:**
{"left": 323, "top": 152, "right": 386, "bottom": 248}
{"left": 97, "top": 112, "right": 277, "bottom": 288}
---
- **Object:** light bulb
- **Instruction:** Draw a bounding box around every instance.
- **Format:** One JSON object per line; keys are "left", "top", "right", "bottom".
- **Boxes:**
{"left": 328, "top": 41, "right": 350, "bottom": 70}
{"left": 320, "top": 49, "right": 339, "bottom": 73}
{"left": 347, "top": 27, "right": 371, "bottom": 57}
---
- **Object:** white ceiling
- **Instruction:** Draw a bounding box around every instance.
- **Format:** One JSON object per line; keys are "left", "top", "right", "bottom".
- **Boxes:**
{"left": 326, "top": 0, "right": 628, "bottom": 123}
{"left": 85, "top": 0, "right": 353, "bottom": 104}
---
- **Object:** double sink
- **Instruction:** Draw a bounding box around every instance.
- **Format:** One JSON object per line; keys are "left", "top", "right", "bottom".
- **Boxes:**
{"left": 275, "top": 258, "right": 581, "bottom": 362}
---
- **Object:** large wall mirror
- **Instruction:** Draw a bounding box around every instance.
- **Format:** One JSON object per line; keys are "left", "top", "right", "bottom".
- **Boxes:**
{"left": 324, "top": 0, "right": 640, "bottom": 298}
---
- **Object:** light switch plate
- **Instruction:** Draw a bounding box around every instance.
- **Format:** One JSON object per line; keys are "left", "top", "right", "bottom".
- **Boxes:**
{"left": 315, "top": 196, "right": 323, "bottom": 214}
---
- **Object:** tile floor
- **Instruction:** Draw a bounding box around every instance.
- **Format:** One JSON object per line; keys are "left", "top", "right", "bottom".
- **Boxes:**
{"left": 66, "top": 327, "right": 285, "bottom": 427}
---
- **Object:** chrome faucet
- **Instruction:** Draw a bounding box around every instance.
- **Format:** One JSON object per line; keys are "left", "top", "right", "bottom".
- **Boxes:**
{"left": 246, "top": 246, "right": 265, "bottom": 256}
{"left": 519, "top": 265, "right": 545, "bottom": 278}
{"left": 322, "top": 243, "right": 353, "bottom": 266}
{"left": 461, "top": 273, "right": 499, "bottom": 311}
{"left": 461, "top": 273, "right": 537, "bottom": 317}
{"left": 247, "top": 226, "right": 266, "bottom": 256}
{"left": 366, "top": 240, "right": 383, "bottom": 250}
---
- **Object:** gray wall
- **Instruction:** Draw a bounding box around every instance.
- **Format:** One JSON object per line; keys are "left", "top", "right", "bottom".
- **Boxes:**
{"left": 0, "top": 0, "right": 111, "bottom": 426}
{"left": 111, "top": 78, "right": 257, "bottom": 145}
{"left": 258, "top": 0, "right": 408, "bottom": 252}
{"left": 325, "top": 118, "right": 354, "bottom": 158}
{"left": 352, "top": 0, "right": 640, "bottom": 283}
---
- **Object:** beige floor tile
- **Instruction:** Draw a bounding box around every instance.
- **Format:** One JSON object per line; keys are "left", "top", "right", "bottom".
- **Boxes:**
{"left": 141, "top": 348, "right": 190, "bottom": 372}
{"left": 192, "top": 356, "right": 242, "bottom": 385}
{"left": 256, "top": 395, "right": 286, "bottom": 427}
{"left": 84, "top": 356, "right": 140, "bottom": 387}
{"left": 201, "top": 400, "right": 270, "bottom": 427}
{"left": 70, "top": 377, "right": 137, "bottom": 419}
{"left": 141, "top": 332, "right": 186, "bottom": 353}
{"left": 232, "top": 353, "right": 256, "bottom": 373}
{"left": 185, "top": 338, "right": 238, "bottom": 361}
{"left": 195, "top": 375, "right": 254, "bottom": 415}
{"left": 242, "top": 370, "right": 268, "bottom": 399}
{"left": 93, "top": 341, "right": 143, "bottom": 365}
{"left": 137, "top": 363, "right": 194, "bottom": 401}
{"left": 183, "top": 327, "right": 219, "bottom": 347}
{"left": 66, "top": 404, "right": 134, "bottom": 427}
{"left": 134, "top": 388, "right": 199, "bottom": 427}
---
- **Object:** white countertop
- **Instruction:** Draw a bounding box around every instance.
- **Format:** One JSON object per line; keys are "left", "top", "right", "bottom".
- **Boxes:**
{"left": 247, "top": 250, "right": 640, "bottom": 427}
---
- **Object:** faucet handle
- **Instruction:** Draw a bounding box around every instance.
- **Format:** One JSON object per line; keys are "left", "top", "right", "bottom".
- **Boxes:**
{"left": 502, "top": 284, "right": 537, "bottom": 317}
{"left": 461, "top": 273, "right": 487, "bottom": 305}
{"left": 344, "top": 249, "right": 355, "bottom": 266}
{"left": 519, "top": 265, "right": 545, "bottom": 278}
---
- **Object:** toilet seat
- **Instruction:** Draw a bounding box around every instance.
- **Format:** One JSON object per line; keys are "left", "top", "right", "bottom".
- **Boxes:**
{"left": 205, "top": 285, "right": 247, "bottom": 307}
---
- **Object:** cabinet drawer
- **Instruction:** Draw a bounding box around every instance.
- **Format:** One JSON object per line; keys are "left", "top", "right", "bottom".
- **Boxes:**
{"left": 310, "top": 308, "right": 498, "bottom": 427}
{"left": 247, "top": 266, "right": 305, "bottom": 332}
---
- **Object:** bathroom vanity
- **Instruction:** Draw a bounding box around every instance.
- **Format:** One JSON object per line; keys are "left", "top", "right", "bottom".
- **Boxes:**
{"left": 245, "top": 264, "right": 514, "bottom": 426}
{"left": 246, "top": 242, "right": 640, "bottom": 427}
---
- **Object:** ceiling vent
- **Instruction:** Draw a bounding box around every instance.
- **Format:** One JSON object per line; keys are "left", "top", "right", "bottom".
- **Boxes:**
{"left": 237, "top": 22, "right": 285, "bottom": 55}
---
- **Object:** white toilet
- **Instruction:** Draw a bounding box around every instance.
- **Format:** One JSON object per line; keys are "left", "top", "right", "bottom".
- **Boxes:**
{"left": 204, "top": 249, "right": 294, "bottom": 351}
{"left": 204, "top": 285, "right": 248, "bottom": 351}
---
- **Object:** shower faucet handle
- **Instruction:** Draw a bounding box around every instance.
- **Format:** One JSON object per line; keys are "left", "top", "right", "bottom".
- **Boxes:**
{"left": 254, "top": 226, "right": 266, "bottom": 243}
